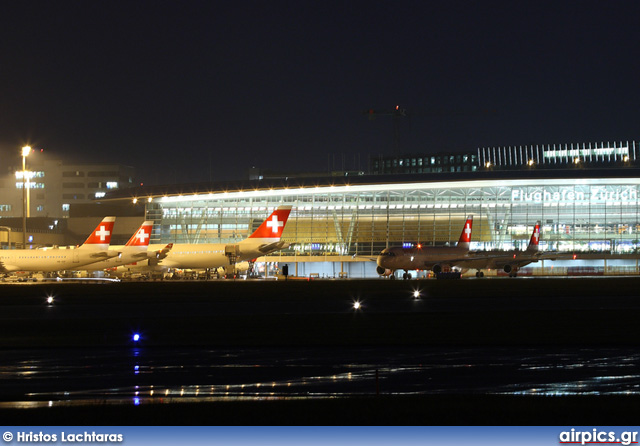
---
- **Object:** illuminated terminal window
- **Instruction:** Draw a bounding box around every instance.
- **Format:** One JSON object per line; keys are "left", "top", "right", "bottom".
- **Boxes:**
{"left": 15, "top": 182, "right": 45, "bottom": 189}
{"left": 15, "top": 171, "right": 44, "bottom": 180}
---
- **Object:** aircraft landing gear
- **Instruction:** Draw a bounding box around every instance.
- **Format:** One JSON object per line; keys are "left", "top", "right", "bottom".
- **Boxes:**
{"left": 475, "top": 271, "right": 484, "bottom": 278}
{"left": 402, "top": 272, "right": 412, "bottom": 280}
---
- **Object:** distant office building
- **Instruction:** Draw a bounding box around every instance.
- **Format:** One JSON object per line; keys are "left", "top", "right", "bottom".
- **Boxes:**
{"left": 370, "top": 141, "right": 638, "bottom": 175}
{"left": 0, "top": 149, "right": 135, "bottom": 219}
{"left": 478, "top": 140, "right": 638, "bottom": 170}
{"left": 370, "top": 152, "right": 479, "bottom": 175}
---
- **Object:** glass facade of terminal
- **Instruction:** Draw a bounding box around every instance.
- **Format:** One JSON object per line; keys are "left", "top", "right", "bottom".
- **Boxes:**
{"left": 145, "top": 177, "right": 640, "bottom": 257}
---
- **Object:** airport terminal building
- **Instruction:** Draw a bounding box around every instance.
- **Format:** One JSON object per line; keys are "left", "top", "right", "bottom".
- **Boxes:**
{"left": 104, "top": 140, "right": 640, "bottom": 277}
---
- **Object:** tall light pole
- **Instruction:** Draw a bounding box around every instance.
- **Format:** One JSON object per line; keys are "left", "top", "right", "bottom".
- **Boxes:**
{"left": 21, "top": 146, "right": 31, "bottom": 248}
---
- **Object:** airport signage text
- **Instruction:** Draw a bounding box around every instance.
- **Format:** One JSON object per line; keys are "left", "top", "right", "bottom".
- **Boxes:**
{"left": 511, "top": 186, "right": 638, "bottom": 203}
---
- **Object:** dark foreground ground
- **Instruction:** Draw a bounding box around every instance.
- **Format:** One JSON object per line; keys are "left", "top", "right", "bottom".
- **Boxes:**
{"left": 2, "top": 277, "right": 640, "bottom": 424}
{"left": 3, "top": 395, "right": 639, "bottom": 425}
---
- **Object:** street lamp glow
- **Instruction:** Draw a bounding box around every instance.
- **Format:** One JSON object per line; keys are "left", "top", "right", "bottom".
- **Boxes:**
{"left": 21, "top": 146, "right": 31, "bottom": 248}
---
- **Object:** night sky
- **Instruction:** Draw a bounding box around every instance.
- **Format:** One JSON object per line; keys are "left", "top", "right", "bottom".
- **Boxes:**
{"left": 1, "top": 1, "right": 639, "bottom": 185}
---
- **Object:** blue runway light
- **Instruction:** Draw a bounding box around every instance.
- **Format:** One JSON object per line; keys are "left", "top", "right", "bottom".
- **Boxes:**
{"left": 133, "top": 333, "right": 141, "bottom": 342}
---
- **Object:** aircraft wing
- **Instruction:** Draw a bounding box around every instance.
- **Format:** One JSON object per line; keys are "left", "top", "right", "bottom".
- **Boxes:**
{"left": 465, "top": 251, "right": 520, "bottom": 260}
{"left": 257, "top": 241, "right": 291, "bottom": 254}
{"left": 456, "top": 250, "right": 574, "bottom": 269}
{"left": 419, "top": 255, "right": 483, "bottom": 270}
{"left": 129, "top": 243, "right": 174, "bottom": 261}
{"left": 534, "top": 252, "right": 576, "bottom": 261}
{"left": 152, "top": 243, "right": 173, "bottom": 260}
{"left": 89, "top": 251, "right": 121, "bottom": 259}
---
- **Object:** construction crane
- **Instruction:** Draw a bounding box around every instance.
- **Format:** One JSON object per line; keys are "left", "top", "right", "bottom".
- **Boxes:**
{"left": 364, "top": 105, "right": 408, "bottom": 154}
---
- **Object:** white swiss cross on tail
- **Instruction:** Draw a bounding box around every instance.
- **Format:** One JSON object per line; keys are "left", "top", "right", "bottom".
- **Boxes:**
{"left": 458, "top": 216, "right": 473, "bottom": 244}
{"left": 528, "top": 222, "right": 541, "bottom": 252}
{"left": 125, "top": 221, "right": 154, "bottom": 247}
{"left": 266, "top": 215, "right": 284, "bottom": 234}
{"left": 137, "top": 229, "right": 149, "bottom": 243}
{"left": 249, "top": 206, "right": 292, "bottom": 239}
{"left": 82, "top": 216, "right": 116, "bottom": 246}
{"left": 95, "top": 225, "right": 111, "bottom": 241}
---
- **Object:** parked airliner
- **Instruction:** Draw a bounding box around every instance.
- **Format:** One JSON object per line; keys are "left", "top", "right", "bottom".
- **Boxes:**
{"left": 376, "top": 216, "right": 473, "bottom": 279}
{"left": 460, "top": 221, "right": 571, "bottom": 277}
{"left": 0, "top": 216, "right": 119, "bottom": 273}
{"left": 114, "top": 206, "right": 292, "bottom": 277}
{"left": 459, "top": 221, "right": 541, "bottom": 277}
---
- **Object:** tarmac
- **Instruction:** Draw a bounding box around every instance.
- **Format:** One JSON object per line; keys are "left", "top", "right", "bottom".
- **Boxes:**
{"left": 2, "top": 277, "right": 640, "bottom": 424}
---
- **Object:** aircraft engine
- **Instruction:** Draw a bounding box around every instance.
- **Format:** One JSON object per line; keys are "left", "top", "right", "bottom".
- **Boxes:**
{"left": 503, "top": 264, "right": 513, "bottom": 273}
{"left": 376, "top": 266, "right": 392, "bottom": 276}
{"left": 431, "top": 264, "right": 443, "bottom": 274}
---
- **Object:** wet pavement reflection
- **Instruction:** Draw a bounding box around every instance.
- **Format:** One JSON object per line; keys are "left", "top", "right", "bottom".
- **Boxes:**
{"left": 1, "top": 346, "right": 639, "bottom": 408}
